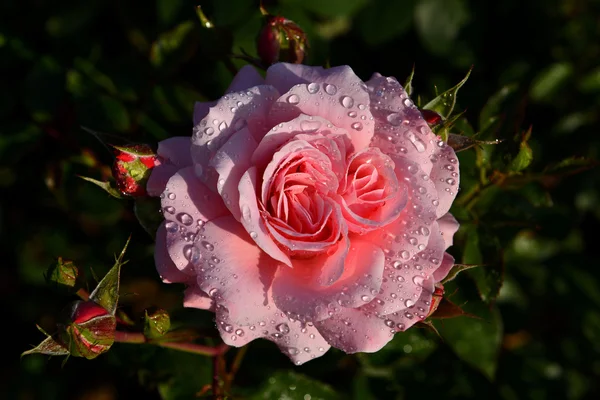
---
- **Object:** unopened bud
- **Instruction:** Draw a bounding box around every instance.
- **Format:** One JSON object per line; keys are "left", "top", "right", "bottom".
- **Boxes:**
{"left": 257, "top": 15, "right": 307, "bottom": 66}
{"left": 427, "top": 283, "right": 445, "bottom": 317}
{"left": 144, "top": 308, "right": 171, "bottom": 339}
{"left": 421, "top": 109, "right": 443, "bottom": 126}
{"left": 46, "top": 257, "right": 81, "bottom": 291}
{"left": 111, "top": 144, "right": 156, "bottom": 197}
{"left": 60, "top": 300, "right": 116, "bottom": 359}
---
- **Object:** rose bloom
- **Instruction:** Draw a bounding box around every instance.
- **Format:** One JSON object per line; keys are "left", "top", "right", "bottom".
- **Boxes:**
{"left": 148, "top": 63, "right": 460, "bottom": 364}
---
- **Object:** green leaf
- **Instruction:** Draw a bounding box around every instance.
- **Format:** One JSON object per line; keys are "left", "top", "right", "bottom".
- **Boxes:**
{"left": 150, "top": 21, "right": 198, "bottom": 70}
{"left": 251, "top": 371, "right": 341, "bottom": 400}
{"left": 530, "top": 62, "right": 573, "bottom": 102}
{"left": 442, "top": 263, "right": 486, "bottom": 284}
{"left": 22, "top": 326, "right": 70, "bottom": 358}
{"left": 78, "top": 176, "right": 125, "bottom": 199}
{"left": 357, "top": 0, "right": 416, "bottom": 46}
{"left": 509, "top": 127, "right": 533, "bottom": 172}
{"left": 89, "top": 237, "right": 130, "bottom": 315}
{"left": 433, "top": 303, "right": 502, "bottom": 380}
{"left": 423, "top": 66, "right": 472, "bottom": 119}
{"left": 415, "top": 0, "right": 469, "bottom": 56}
{"left": 479, "top": 84, "right": 518, "bottom": 134}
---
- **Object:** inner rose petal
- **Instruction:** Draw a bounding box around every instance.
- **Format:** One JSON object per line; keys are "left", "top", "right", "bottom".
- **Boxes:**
{"left": 338, "top": 147, "right": 406, "bottom": 234}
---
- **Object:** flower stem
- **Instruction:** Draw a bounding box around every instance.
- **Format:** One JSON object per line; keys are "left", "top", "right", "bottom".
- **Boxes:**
{"left": 114, "top": 330, "right": 229, "bottom": 356}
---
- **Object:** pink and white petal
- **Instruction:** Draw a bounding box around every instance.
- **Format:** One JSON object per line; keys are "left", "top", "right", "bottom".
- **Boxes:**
{"left": 429, "top": 143, "right": 460, "bottom": 217}
{"left": 208, "top": 127, "right": 259, "bottom": 220}
{"left": 362, "top": 156, "right": 438, "bottom": 262}
{"left": 184, "top": 215, "right": 281, "bottom": 326}
{"left": 266, "top": 63, "right": 364, "bottom": 98}
{"left": 433, "top": 252, "right": 455, "bottom": 283}
{"left": 251, "top": 114, "right": 350, "bottom": 169}
{"left": 191, "top": 85, "right": 279, "bottom": 170}
{"left": 360, "top": 221, "right": 446, "bottom": 316}
{"left": 238, "top": 167, "right": 292, "bottom": 266}
{"left": 161, "top": 167, "right": 230, "bottom": 270}
{"left": 215, "top": 298, "right": 331, "bottom": 365}
{"left": 147, "top": 163, "right": 179, "bottom": 197}
{"left": 268, "top": 80, "right": 374, "bottom": 151}
{"left": 155, "top": 222, "right": 194, "bottom": 283}
{"left": 366, "top": 74, "right": 438, "bottom": 175}
{"left": 225, "top": 64, "right": 265, "bottom": 93}
{"left": 437, "top": 213, "right": 459, "bottom": 249}
{"left": 183, "top": 285, "right": 214, "bottom": 311}
{"left": 313, "top": 307, "right": 395, "bottom": 354}
{"left": 381, "top": 276, "right": 436, "bottom": 332}
{"left": 271, "top": 238, "right": 384, "bottom": 322}
{"left": 193, "top": 101, "right": 217, "bottom": 126}
{"left": 157, "top": 136, "right": 193, "bottom": 168}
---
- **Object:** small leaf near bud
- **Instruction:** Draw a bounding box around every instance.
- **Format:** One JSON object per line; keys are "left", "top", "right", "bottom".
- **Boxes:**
{"left": 46, "top": 257, "right": 81, "bottom": 291}
{"left": 89, "top": 236, "right": 130, "bottom": 315}
{"left": 111, "top": 144, "right": 156, "bottom": 197}
{"left": 257, "top": 15, "right": 308, "bottom": 67}
{"left": 144, "top": 308, "right": 171, "bottom": 339}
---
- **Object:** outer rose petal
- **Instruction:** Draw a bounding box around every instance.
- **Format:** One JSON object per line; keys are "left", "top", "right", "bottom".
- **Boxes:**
{"left": 225, "top": 64, "right": 265, "bottom": 93}
{"left": 238, "top": 167, "right": 292, "bottom": 266}
{"left": 209, "top": 127, "right": 259, "bottom": 220}
{"left": 147, "top": 136, "right": 193, "bottom": 196}
{"left": 360, "top": 221, "right": 446, "bottom": 315}
{"left": 155, "top": 222, "right": 193, "bottom": 283}
{"left": 271, "top": 238, "right": 385, "bottom": 322}
{"left": 366, "top": 74, "right": 437, "bottom": 176}
{"left": 183, "top": 286, "right": 214, "bottom": 311}
{"left": 433, "top": 252, "right": 455, "bottom": 282}
{"left": 313, "top": 307, "right": 394, "bottom": 353}
{"left": 185, "top": 216, "right": 280, "bottom": 326}
{"left": 381, "top": 276, "right": 436, "bottom": 331}
{"left": 191, "top": 85, "right": 279, "bottom": 173}
{"left": 429, "top": 143, "right": 460, "bottom": 217}
{"left": 438, "top": 213, "right": 459, "bottom": 249}
{"left": 161, "top": 167, "right": 229, "bottom": 271}
{"left": 193, "top": 101, "right": 216, "bottom": 126}
{"left": 214, "top": 293, "right": 331, "bottom": 365}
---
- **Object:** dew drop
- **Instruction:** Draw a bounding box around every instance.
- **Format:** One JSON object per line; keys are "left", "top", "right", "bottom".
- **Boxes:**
{"left": 412, "top": 276, "right": 424, "bottom": 286}
{"left": 177, "top": 213, "right": 193, "bottom": 226}
{"left": 400, "top": 250, "right": 410, "bottom": 259}
{"left": 184, "top": 245, "right": 202, "bottom": 263}
{"left": 386, "top": 112, "right": 403, "bottom": 126}
{"left": 300, "top": 120, "right": 322, "bottom": 132}
{"left": 384, "top": 319, "right": 394, "bottom": 327}
{"left": 202, "top": 241, "right": 215, "bottom": 251}
{"left": 235, "top": 329, "right": 244, "bottom": 337}
{"left": 404, "top": 299, "right": 415, "bottom": 307}
{"left": 351, "top": 122, "right": 363, "bottom": 131}
{"left": 340, "top": 95, "right": 354, "bottom": 108}
{"left": 165, "top": 221, "right": 178, "bottom": 233}
{"left": 164, "top": 206, "right": 175, "bottom": 214}
{"left": 224, "top": 324, "right": 233, "bottom": 333}
{"left": 287, "top": 94, "right": 300, "bottom": 104}
{"left": 324, "top": 84, "right": 337, "bottom": 95}
{"left": 306, "top": 83, "right": 320, "bottom": 94}
{"left": 218, "top": 121, "right": 227, "bottom": 132}
{"left": 250, "top": 231, "right": 258, "bottom": 239}
{"left": 405, "top": 131, "right": 426, "bottom": 152}
{"left": 204, "top": 127, "right": 214, "bottom": 136}
{"left": 276, "top": 323, "right": 290, "bottom": 334}
{"left": 403, "top": 98, "right": 414, "bottom": 107}
{"left": 361, "top": 295, "right": 371, "bottom": 302}
{"left": 241, "top": 204, "right": 252, "bottom": 221}
{"left": 168, "top": 193, "right": 176, "bottom": 200}
{"left": 208, "top": 288, "right": 218, "bottom": 297}
{"left": 347, "top": 111, "right": 357, "bottom": 118}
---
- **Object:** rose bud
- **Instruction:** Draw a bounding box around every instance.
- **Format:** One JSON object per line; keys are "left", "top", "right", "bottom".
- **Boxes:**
{"left": 59, "top": 300, "right": 116, "bottom": 360}
{"left": 46, "top": 257, "right": 81, "bottom": 292}
{"left": 257, "top": 15, "right": 307, "bottom": 66}
{"left": 421, "top": 109, "right": 443, "bottom": 126}
{"left": 144, "top": 308, "right": 171, "bottom": 339}
{"left": 111, "top": 144, "right": 157, "bottom": 197}
{"left": 427, "top": 283, "right": 445, "bottom": 317}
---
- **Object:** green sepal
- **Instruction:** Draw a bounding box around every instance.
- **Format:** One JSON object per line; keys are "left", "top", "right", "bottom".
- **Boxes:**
{"left": 89, "top": 237, "right": 130, "bottom": 315}
{"left": 424, "top": 66, "right": 472, "bottom": 119}
{"left": 78, "top": 175, "right": 125, "bottom": 199}
{"left": 21, "top": 325, "right": 70, "bottom": 358}
{"left": 144, "top": 308, "right": 171, "bottom": 339}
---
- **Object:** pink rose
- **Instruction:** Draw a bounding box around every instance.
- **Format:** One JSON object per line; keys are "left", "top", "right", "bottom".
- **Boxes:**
{"left": 149, "top": 63, "right": 460, "bottom": 364}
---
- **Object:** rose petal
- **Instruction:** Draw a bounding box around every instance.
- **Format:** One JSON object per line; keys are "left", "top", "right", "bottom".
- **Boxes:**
{"left": 215, "top": 291, "right": 331, "bottom": 365}
{"left": 366, "top": 74, "right": 437, "bottom": 175}
{"left": 362, "top": 156, "right": 438, "bottom": 262}
{"left": 155, "top": 222, "right": 193, "bottom": 283}
{"left": 313, "top": 307, "right": 394, "bottom": 353}
{"left": 184, "top": 215, "right": 280, "bottom": 326}
{"left": 238, "top": 167, "right": 292, "bottom": 267}
{"left": 193, "top": 101, "right": 217, "bottom": 126}
{"left": 271, "top": 238, "right": 384, "bottom": 322}
{"left": 429, "top": 143, "right": 460, "bottom": 217}
{"left": 209, "top": 127, "right": 259, "bottom": 220}
{"left": 381, "top": 276, "right": 436, "bottom": 332}
{"left": 360, "top": 221, "right": 446, "bottom": 315}
{"left": 162, "top": 167, "right": 230, "bottom": 271}
{"left": 438, "top": 213, "right": 459, "bottom": 249}
{"left": 157, "top": 137, "right": 193, "bottom": 168}
{"left": 266, "top": 64, "right": 374, "bottom": 152}
{"left": 433, "top": 252, "right": 455, "bottom": 282}
{"left": 226, "top": 64, "right": 265, "bottom": 93}
{"left": 191, "top": 85, "right": 279, "bottom": 173}
{"left": 183, "top": 286, "right": 214, "bottom": 311}
{"left": 147, "top": 163, "right": 179, "bottom": 197}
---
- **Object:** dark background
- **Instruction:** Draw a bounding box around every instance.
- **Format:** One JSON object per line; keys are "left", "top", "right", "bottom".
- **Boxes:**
{"left": 2, "top": 0, "right": 599, "bottom": 398}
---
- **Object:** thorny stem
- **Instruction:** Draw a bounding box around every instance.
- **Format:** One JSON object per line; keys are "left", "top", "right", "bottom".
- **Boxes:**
{"left": 114, "top": 331, "right": 230, "bottom": 357}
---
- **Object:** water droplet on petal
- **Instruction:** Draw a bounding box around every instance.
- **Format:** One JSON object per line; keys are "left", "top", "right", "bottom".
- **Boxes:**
{"left": 361, "top": 295, "right": 371, "bottom": 302}
{"left": 300, "top": 120, "right": 322, "bottom": 132}
{"left": 340, "top": 95, "right": 354, "bottom": 108}
{"left": 250, "top": 231, "right": 258, "bottom": 239}
{"left": 235, "top": 329, "right": 244, "bottom": 336}
{"left": 306, "top": 83, "right": 320, "bottom": 94}
{"left": 165, "top": 221, "right": 178, "bottom": 233}
{"left": 202, "top": 241, "right": 215, "bottom": 251}
{"left": 347, "top": 111, "right": 357, "bottom": 118}
{"left": 164, "top": 206, "right": 175, "bottom": 214}
{"left": 224, "top": 324, "right": 233, "bottom": 333}
{"left": 387, "top": 112, "right": 403, "bottom": 126}
{"left": 218, "top": 121, "right": 227, "bottom": 132}
{"left": 324, "top": 84, "right": 337, "bottom": 95}
{"left": 400, "top": 250, "right": 410, "bottom": 259}
{"left": 404, "top": 299, "right": 415, "bottom": 307}
{"left": 287, "top": 94, "right": 300, "bottom": 104}
{"left": 405, "top": 131, "right": 426, "bottom": 152}
{"left": 204, "top": 127, "right": 214, "bottom": 136}
{"left": 276, "top": 323, "right": 290, "bottom": 334}
{"left": 403, "top": 98, "right": 414, "bottom": 108}
{"left": 168, "top": 193, "right": 176, "bottom": 200}
{"left": 241, "top": 204, "right": 252, "bottom": 221}
{"left": 177, "top": 213, "right": 193, "bottom": 226}
{"left": 351, "top": 122, "right": 363, "bottom": 131}
{"left": 184, "top": 245, "right": 202, "bottom": 263}
{"left": 413, "top": 276, "right": 424, "bottom": 286}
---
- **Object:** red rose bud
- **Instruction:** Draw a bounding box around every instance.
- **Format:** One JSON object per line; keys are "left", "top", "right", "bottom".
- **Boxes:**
{"left": 421, "top": 109, "right": 443, "bottom": 126}
{"left": 111, "top": 144, "right": 156, "bottom": 197}
{"left": 257, "top": 15, "right": 307, "bottom": 66}
{"left": 46, "top": 257, "right": 81, "bottom": 291}
{"left": 427, "top": 283, "right": 445, "bottom": 317}
{"left": 60, "top": 300, "right": 116, "bottom": 359}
